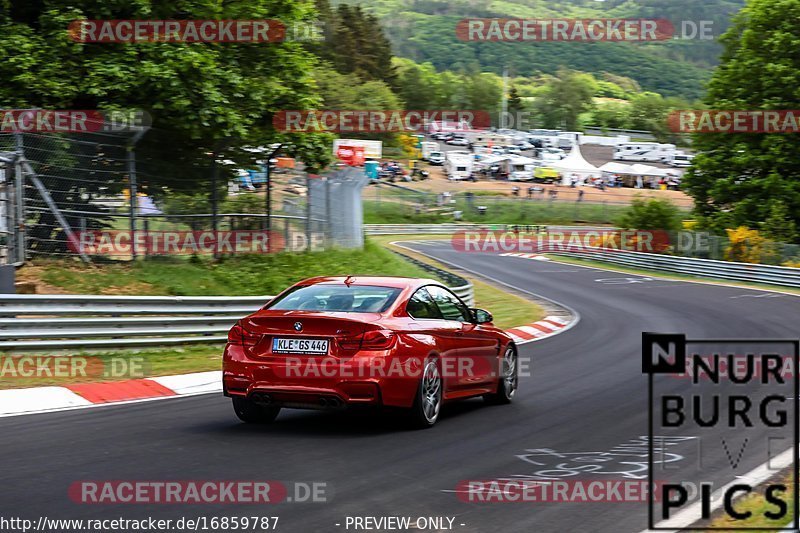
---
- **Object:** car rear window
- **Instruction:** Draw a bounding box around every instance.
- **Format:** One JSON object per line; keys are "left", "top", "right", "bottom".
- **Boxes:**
{"left": 266, "top": 285, "right": 401, "bottom": 313}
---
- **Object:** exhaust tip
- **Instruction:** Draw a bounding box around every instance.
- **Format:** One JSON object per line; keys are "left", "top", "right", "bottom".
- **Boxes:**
{"left": 319, "top": 397, "right": 329, "bottom": 407}
{"left": 250, "top": 393, "right": 272, "bottom": 405}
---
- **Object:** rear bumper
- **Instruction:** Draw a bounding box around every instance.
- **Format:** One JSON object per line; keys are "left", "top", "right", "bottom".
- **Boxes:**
{"left": 223, "top": 345, "right": 420, "bottom": 409}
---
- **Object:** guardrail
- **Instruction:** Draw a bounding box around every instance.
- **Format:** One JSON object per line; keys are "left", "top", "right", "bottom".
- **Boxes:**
{"left": 364, "top": 224, "right": 612, "bottom": 235}
{"left": 555, "top": 249, "right": 800, "bottom": 288}
{"left": 0, "top": 272, "right": 476, "bottom": 350}
{"left": 390, "top": 250, "right": 474, "bottom": 307}
{"left": 0, "top": 295, "right": 273, "bottom": 351}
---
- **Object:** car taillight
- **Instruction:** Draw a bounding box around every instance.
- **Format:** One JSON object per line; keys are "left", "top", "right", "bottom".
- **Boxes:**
{"left": 228, "top": 322, "right": 259, "bottom": 347}
{"left": 337, "top": 330, "right": 396, "bottom": 351}
{"left": 360, "top": 330, "right": 396, "bottom": 350}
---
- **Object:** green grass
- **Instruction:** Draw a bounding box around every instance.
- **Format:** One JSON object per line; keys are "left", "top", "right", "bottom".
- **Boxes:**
{"left": 363, "top": 198, "right": 661, "bottom": 226}
{"left": 29, "top": 240, "right": 442, "bottom": 296}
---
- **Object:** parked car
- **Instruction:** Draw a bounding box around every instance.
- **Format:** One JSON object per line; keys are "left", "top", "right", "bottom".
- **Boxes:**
{"left": 223, "top": 276, "right": 517, "bottom": 428}
{"left": 541, "top": 148, "right": 566, "bottom": 159}
{"left": 428, "top": 151, "right": 445, "bottom": 165}
{"left": 447, "top": 137, "right": 469, "bottom": 146}
{"left": 504, "top": 145, "right": 523, "bottom": 154}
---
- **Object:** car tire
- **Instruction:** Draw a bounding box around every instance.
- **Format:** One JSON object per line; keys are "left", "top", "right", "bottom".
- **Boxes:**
{"left": 409, "top": 358, "right": 442, "bottom": 429}
{"left": 484, "top": 345, "right": 518, "bottom": 405}
{"left": 232, "top": 397, "right": 281, "bottom": 424}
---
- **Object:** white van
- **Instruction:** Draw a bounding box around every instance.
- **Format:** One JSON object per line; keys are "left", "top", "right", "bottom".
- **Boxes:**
{"left": 420, "top": 141, "right": 439, "bottom": 160}
{"left": 666, "top": 152, "right": 694, "bottom": 167}
{"left": 614, "top": 143, "right": 676, "bottom": 163}
{"left": 445, "top": 152, "right": 474, "bottom": 181}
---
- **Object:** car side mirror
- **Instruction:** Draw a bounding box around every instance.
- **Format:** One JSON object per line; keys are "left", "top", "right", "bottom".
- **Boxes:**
{"left": 470, "top": 308, "right": 493, "bottom": 324}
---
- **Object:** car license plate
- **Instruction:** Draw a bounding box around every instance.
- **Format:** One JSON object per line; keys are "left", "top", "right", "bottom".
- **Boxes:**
{"left": 272, "top": 337, "right": 329, "bottom": 355}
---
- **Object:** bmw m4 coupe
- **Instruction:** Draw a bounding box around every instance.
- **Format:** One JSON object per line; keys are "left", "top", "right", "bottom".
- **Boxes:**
{"left": 223, "top": 276, "right": 517, "bottom": 428}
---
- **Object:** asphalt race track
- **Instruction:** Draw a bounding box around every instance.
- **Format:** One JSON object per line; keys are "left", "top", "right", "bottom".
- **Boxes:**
{"left": 2, "top": 243, "right": 800, "bottom": 533}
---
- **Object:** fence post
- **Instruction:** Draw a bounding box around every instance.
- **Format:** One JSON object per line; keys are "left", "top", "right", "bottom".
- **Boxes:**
{"left": 305, "top": 174, "right": 312, "bottom": 250}
{"left": 127, "top": 143, "right": 138, "bottom": 260}
{"left": 325, "top": 177, "right": 331, "bottom": 248}
{"left": 14, "top": 153, "right": 24, "bottom": 263}
{"left": 143, "top": 217, "right": 149, "bottom": 259}
{"left": 211, "top": 153, "right": 219, "bottom": 259}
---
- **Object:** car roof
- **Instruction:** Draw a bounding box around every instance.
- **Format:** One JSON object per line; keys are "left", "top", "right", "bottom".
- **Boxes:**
{"left": 297, "top": 276, "right": 441, "bottom": 290}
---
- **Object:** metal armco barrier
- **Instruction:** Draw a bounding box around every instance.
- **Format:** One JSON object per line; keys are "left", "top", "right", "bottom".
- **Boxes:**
{"left": 556, "top": 249, "right": 800, "bottom": 288}
{"left": 364, "top": 224, "right": 609, "bottom": 235}
{"left": 390, "top": 251, "right": 474, "bottom": 307}
{"left": 0, "top": 295, "right": 273, "bottom": 351}
{"left": 0, "top": 271, "right": 476, "bottom": 350}
{"left": 365, "top": 224, "right": 494, "bottom": 235}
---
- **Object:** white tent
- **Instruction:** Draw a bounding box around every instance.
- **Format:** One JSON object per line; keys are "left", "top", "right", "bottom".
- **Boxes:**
{"left": 551, "top": 145, "right": 601, "bottom": 185}
{"left": 630, "top": 164, "right": 669, "bottom": 177}
{"left": 599, "top": 162, "right": 632, "bottom": 174}
{"left": 505, "top": 155, "right": 538, "bottom": 165}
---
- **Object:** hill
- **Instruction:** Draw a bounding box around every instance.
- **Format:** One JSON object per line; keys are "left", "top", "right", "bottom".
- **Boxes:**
{"left": 341, "top": 0, "right": 747, "bottom": 99}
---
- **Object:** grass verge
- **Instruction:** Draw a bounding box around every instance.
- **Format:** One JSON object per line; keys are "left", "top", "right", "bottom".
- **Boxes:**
{"left": 20, "top": 240, "right": 441, "bottom": 296}
{"left": 362, "top": 197, "right": 678, "bottom": 226}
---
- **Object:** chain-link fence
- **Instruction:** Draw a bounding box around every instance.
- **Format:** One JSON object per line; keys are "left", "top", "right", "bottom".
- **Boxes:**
{"left": 0, "top": 130, "right": 368, "bottom": 264}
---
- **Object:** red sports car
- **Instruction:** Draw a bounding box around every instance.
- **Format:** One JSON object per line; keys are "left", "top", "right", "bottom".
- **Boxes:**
{"left": 223, "top": 276, "right": 517, "bottom": 428}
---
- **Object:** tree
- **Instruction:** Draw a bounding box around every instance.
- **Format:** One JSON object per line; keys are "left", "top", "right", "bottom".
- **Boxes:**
{"left": 507, "top": 85, "right": 524, "bottom": 115}
{"left": 311, "top": 0, "right": 396, "bottom": 86}
{"left": 0, "top": 0, "right": 330, "bottom": 196}
{"left": 683, "top": 0, "right": 800, "bottom": 242}
{"left": 592, "top": 101, "right": 631, "bottom": 130}
{"left": 534, "top": 69, "right": 596, "bottom": 131}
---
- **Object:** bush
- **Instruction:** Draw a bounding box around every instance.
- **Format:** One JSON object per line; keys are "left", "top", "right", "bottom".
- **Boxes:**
{"left": 725, "top": 227, "right": 768, "bottom": 264}
{"left": 617, "top": 197, "right": 682, "bottom": 231}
